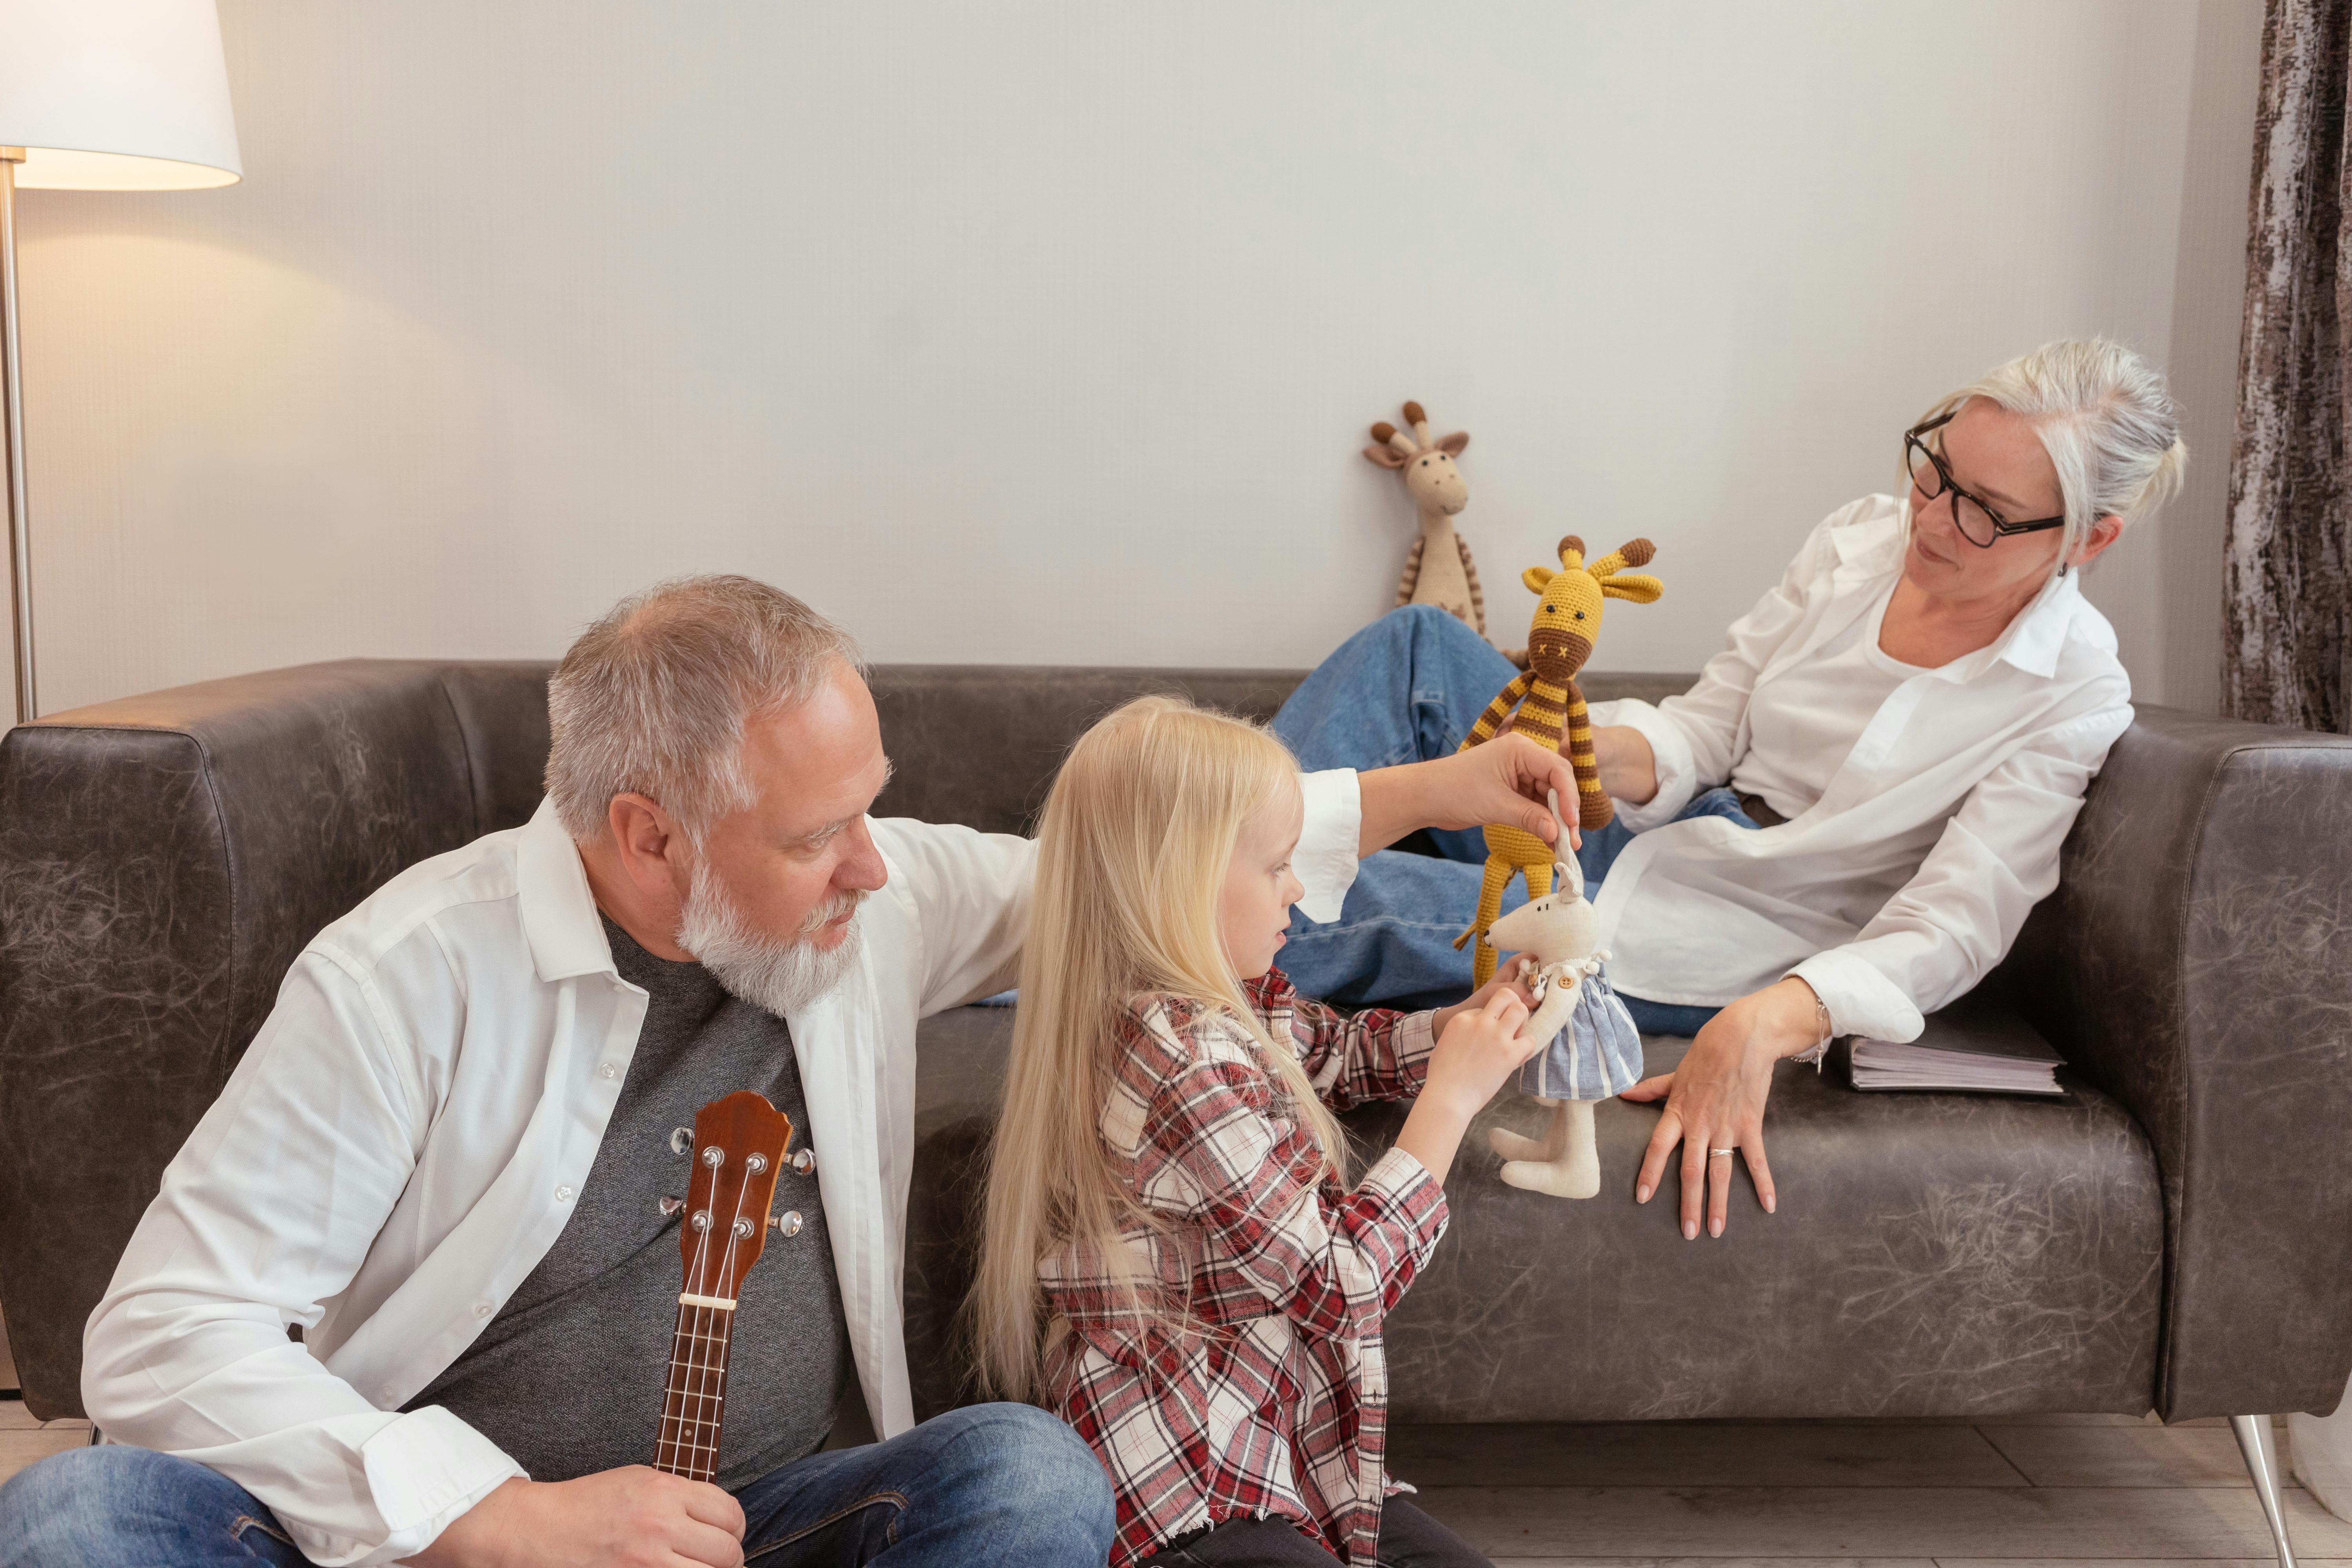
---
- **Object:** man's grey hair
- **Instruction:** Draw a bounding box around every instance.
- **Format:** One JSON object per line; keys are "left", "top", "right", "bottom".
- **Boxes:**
{"left": 544, "top": 575, "right": 866, "bottom": 843}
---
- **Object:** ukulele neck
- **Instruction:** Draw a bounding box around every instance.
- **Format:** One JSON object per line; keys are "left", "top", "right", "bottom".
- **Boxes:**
{"left": 654, "top": 1089, "right": 795, "bottom": 1482}
{"left": 654, "top": 1292, "right": 737, "bottom": 1481}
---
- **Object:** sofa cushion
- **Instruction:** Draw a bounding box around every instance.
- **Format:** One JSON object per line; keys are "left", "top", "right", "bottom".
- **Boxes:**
{"left": 902, "top": 1001, "right": 2163, "bottom": 1423}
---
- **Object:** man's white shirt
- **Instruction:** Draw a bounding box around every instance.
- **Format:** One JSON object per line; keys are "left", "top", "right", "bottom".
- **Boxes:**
{"left": 80, "top": 775, "right": 1363, "bottom": 1566}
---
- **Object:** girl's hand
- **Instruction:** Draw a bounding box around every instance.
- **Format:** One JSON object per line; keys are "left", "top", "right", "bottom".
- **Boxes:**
{"left": 1425, "top": 987, "right": 1538, "bottom": 1120}
{"left": 1430, "top": 971, "right": 1537, "bottom": 1044}
{"left": 1397, "top": 987, "right": 1535, "bottom": 1185}
{"left": 1620, "top": 977, "right": 1822, "bottom": 1239}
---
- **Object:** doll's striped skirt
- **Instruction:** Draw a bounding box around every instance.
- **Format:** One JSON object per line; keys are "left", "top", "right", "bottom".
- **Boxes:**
{"left": 1517, "top": 968, "right": 1646, "bottom": 1102}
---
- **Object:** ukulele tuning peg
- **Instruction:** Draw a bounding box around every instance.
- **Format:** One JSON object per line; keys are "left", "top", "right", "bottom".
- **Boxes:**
{"left": 792, "top": 1148, "right": 816, "bottom": 1175}
{"left": 769, "top": 1210, "right": 804, "bottom": 1237}
{"left": 658, "top": 1196, "right": 684, "bottom": 1216}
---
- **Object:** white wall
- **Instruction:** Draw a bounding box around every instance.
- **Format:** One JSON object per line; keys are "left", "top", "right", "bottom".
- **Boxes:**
{"left": 6, "top": 0, "right": 2261, "bottom": 717}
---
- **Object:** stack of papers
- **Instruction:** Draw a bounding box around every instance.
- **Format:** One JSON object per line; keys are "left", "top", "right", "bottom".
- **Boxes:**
{"left": 1849, "top": 1037, "right": 2062, "bottom": 1095}
{"left": 1846, "top": 993, "right": 2065, "bottom": 1096}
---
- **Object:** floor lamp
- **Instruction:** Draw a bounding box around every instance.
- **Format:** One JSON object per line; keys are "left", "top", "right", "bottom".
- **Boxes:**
{"left": 0, "top": 0, "right": 242, "bottom": 724}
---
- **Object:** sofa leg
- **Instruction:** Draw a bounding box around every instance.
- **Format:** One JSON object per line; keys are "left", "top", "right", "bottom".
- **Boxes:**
{"left": 2234, "top": 1414, "right": 2298, "bottom": 1568}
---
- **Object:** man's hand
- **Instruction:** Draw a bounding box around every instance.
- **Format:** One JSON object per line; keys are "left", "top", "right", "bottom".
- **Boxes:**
{"left": 1357, "top": 733, "right": 1586, "bottom": 857}
{"left": 409, "top": 1469, "right": 745, "bottom": 1568}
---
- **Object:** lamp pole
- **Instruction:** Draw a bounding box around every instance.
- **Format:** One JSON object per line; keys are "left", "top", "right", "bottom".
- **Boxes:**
{"left": 0, "top": 147, "right": 31, "bottom": 724}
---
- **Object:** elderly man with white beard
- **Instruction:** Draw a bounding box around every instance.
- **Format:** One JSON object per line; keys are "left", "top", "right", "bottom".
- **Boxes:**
{"left": 2, "top": 575, "right": 1585, "bottom": 1568}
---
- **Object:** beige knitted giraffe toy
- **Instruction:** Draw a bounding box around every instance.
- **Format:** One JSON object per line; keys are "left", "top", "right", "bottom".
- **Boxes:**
{"left": 1451, "top": 535, "right": 1663, "bottom": 987}
{"left": 1363, "top": 401, "right": 1487, "bottom": 639}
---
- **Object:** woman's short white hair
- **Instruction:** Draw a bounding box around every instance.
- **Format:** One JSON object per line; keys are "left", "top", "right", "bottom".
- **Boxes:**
{"left": 544, "top": 574, "right": 866, "bottom": 843}
{"left": 1916, "top": 337, "right": 2188, "bottom": 571}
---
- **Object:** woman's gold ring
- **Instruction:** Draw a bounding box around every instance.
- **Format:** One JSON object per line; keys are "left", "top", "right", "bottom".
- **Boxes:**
{"left": 1708, "top": 1147, "right": 1737, "bottom": 1158}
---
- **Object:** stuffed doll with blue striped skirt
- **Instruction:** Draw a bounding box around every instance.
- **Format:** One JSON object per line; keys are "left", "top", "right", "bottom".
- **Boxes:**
{"left": 1483, "top": 793, "right": 1643, "bottom": 1200}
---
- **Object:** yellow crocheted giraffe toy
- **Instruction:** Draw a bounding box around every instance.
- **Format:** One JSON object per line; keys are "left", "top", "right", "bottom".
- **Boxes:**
{"left": 1453, "top": 535, "right": 1664, "bottom": 986}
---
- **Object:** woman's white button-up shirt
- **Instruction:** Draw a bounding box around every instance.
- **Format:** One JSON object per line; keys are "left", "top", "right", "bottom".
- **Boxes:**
{"left": 80, "top": 775, "right": 1363, "bottom": 1566}
{"left": 1590, "top": 494, "right": 2133, "bottom": 1043}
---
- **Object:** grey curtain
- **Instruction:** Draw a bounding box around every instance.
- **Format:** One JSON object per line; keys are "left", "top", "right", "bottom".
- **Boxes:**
{"left": 2230, "top": 0, "right": 2352, "bottom": 731}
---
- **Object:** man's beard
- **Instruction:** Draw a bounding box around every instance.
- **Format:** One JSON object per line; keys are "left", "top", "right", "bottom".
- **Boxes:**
{"left": 676, "top": 859, "right": 867, "bottom": 1016}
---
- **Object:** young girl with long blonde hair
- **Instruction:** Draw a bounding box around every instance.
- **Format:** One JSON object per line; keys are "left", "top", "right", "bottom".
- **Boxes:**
{"left": 970, "top": 696, "right": 1543, "bottom": 1568}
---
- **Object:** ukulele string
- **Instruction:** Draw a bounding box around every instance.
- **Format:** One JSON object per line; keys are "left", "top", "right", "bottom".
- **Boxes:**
{"left": 688, "top": 1156, "right": 730, "bottom": 1480}
{"left": 671, "top": 1153, "right": 722, "bottom": 1477}
{"left": 701, "top": 1160, "right": 759, "bottom": 1482}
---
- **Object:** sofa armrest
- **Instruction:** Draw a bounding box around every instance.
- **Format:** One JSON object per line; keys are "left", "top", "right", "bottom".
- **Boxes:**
{"left": 0, "top": 661, "right": 494, "bottom": 1418}
{"left": 2002, "top": 704, "right": 2352, "bottom": 1420}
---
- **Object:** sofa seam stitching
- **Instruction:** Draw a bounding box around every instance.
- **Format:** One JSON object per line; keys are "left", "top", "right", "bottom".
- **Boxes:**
{"left": 2156, "top": 738, "right": 2245, "bottom": 1419}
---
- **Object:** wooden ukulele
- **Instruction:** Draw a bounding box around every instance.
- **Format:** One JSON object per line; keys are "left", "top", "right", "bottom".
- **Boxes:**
{"left": 653, "top": 1089, "right": 802, "bottom": 1482}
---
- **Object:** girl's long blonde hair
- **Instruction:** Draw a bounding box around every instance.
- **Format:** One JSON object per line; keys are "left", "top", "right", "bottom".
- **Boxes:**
{"left": 969, "top": 695, "right": 1348, "bottom": 1401}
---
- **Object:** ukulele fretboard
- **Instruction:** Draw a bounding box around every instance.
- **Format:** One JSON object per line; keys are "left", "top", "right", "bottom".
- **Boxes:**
{"left": 654, "top": 1293, "right": 737, "bottom": 1481}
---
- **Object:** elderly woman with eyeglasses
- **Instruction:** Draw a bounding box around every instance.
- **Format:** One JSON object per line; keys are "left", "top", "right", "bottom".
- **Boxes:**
{"left": 1266, "top": 337, "right": 2185, "bottom": 1242}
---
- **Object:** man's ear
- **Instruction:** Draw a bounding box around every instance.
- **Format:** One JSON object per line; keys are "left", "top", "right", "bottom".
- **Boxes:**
{"left": 606, "top": 792, "right": 690, "bottom": 893}
{"left": 1438, "top": 430, "right": 1469, "bottom": 456}
{"left": 1363, "top": 444, "right": 1408, "bottom": 469}
{"left": 1522, "top": 566, "right": 1555, "bottom": 594}
{"left": 1600, "top": 574, "right": 1665, "bottom": 604}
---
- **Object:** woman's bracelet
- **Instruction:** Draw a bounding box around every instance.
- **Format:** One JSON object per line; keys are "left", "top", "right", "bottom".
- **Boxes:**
{"left": 1790, "top": 989, "right": 1835, "bottom": 1073}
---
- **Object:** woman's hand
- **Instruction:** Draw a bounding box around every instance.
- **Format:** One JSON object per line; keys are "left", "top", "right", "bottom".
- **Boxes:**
{"left": 1592, "top": 725, "right": 1659, "bottom": 807}
{"left": 1397, "top": 987, "right": 1536, "bottom": 1184}
{"left": 1620, "top": 977, "right": 1823, "bottom": 1238}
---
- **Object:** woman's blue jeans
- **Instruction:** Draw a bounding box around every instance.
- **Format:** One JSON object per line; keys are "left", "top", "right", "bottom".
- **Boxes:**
{"left": 1272, "top": 604, "right": 1754, "bottom": 1034}
{"left": 0, "top": 1403, "right": 1114, "bottom": 1568}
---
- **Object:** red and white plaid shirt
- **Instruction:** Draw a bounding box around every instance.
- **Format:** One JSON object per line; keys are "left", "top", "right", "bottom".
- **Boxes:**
{"left": 1038, "top": 970, "right": 1445, "bottom": 1568}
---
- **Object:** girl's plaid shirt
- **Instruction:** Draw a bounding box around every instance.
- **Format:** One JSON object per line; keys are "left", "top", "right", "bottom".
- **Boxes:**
{"left": 1038, "top": 970, "right": 1446, "bottom": 1568}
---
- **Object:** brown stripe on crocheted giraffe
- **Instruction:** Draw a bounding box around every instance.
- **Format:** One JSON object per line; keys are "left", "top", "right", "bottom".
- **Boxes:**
{"left": 1454, "top": 535, "right": 1664, "bottom": 986}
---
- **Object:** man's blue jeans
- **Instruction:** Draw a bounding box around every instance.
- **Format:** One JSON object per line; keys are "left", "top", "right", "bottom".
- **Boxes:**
{"left": 1272, "top": 604, "right": 1755, "bottom": 1034}
{"left": 0, "top": 1403, "right": 1114, "bottom": 1568}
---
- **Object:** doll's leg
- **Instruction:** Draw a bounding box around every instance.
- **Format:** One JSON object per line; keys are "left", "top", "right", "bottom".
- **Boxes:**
{"left": 1499, "top": 1100, "right": 1600, "bottom": 1199}
{"left": 1489, "top": 1094, "right": 1564, "bottom": 1162}
{"left": 1558, "top": 1097, "right": 1601, "bottom": 1199}
{"left": 1498, "top": 1100, "right": 1571, "bottom": 1192}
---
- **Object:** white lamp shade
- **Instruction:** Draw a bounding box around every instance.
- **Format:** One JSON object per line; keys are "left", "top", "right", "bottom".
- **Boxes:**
{"left": 0, "top": 0, "right": 241, "bottom": 190}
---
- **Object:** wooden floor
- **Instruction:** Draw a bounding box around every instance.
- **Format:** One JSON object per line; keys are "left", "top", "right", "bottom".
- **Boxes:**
{"left": 0, "top": 1403, "right": 2341, "bottom": 1563}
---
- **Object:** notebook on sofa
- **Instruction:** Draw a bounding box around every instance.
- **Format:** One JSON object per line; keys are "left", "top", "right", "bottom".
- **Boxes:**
{"left": 1836, "top": 989, "right": 2065, "bottom": 1096}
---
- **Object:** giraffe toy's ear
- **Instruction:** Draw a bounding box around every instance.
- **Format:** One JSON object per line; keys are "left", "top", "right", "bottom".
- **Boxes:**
{"left": 1544, "top": 789, "right": 1583, "bottom": 900}
{"left": 1437, "top": 430, "right": 1469, "bottom": 456}
{"left": 1557, "top": 535, "right": 1586, "bottom": 571}
{"left": 1364, "top": 444, "right": 1408, "bottom": 469}
{"left": 1522, "top": 565, "right": 1555, "bottom": 594}
{"left": 1601, "top": 574, "right": 1664, "bottom": 604}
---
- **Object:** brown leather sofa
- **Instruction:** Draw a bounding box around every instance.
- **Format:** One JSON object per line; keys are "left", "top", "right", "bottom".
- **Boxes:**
{"left": 5, "top": 659, "right": 2352, "bottom": 1475}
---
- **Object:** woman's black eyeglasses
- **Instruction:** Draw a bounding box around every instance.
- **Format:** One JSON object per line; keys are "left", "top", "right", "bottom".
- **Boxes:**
{"left": 1904, "top": 412, "right": 2067, "bottom": 549}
